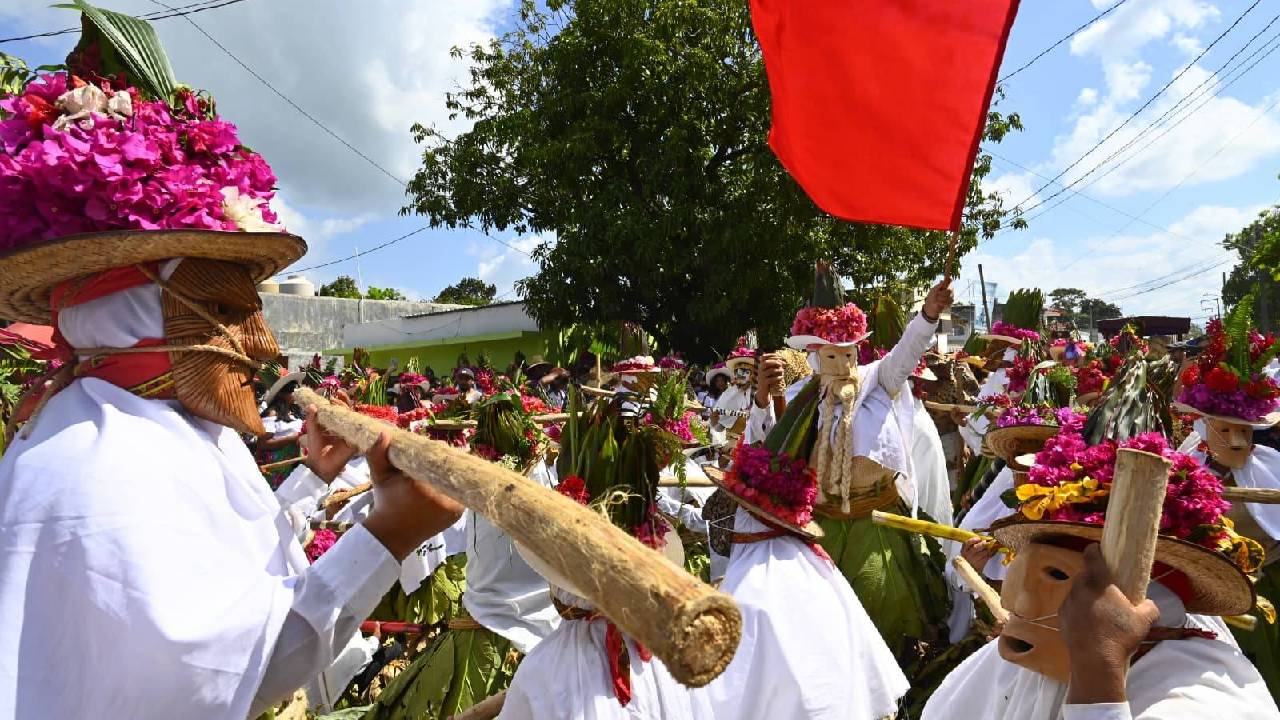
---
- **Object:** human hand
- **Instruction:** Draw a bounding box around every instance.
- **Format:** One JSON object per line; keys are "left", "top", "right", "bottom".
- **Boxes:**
{"left": 302, "top": 405, "right": 357, "bottom": 484}
{"left": 1061, "top": 544, "right": 1159, "bottom": 705}
{"left": 961, "top": 536, "right": 1000, "bottom": 571}
{"left": 755, "top": 354, "right": 785, "bottom": 408}
{"left": 922, "top": 278, "right": 954, "bottom": 322}
{"left": 362, "top": 431, "right": 466, "bottom": 561}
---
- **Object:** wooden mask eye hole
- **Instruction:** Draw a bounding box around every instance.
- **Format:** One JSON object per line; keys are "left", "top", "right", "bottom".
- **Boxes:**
{"left": 1044, "top": 567, "right": 1070, "bottom": 581}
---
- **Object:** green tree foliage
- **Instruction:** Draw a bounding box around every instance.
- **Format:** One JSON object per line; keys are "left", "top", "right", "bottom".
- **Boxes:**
{"left": 1223, "top": 203, "right": 1280, "bottom": 333}
{"left": 401, "top": 0, "right": 1024, "bottom": 360}
{"left": 1048, "top": 287, "right": 1121, "bottom": 330}
{"left": 318, "top": 275, "right": 361, "bottom": 299}
{"left": 365, "top": 286, "right": 407, "bottom": 301}
{"left": 1048, "top": 288, "right": 1087, "bottom": 315}
{"left": 433, "top": 277, "right": 497, "bottom": 306}
{"left": 1079, "top": 297, "right": 1122, "bottom": 322}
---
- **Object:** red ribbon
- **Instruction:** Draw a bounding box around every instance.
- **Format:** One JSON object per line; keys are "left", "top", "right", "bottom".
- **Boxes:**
{"left": 602, "top": 621, "right": 651, "bottom": 706}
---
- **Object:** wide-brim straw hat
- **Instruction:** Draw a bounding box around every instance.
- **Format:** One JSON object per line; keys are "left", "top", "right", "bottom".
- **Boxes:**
{"left": 725, "top": 356, "right": 757, "bottom": 372}
{"left": 1171, "top": 401, "right": 1280, "bottom": 430}
{"left": 705, "top": 366, "right": 732, "bottom": 384}
{"left": 989, "top": 516, "right": 1255, "bottom": 616}
{"left": 786, "top": 330, "right": 872, "bottom": 351}
{"left": 0, "top": 229, "right": 306, "bottom": 324}
{"left": 924, "top": 400, "right": 978, "bottom": 414}
{"left": 978, "top": 333, "right": 1023, "bottom": 346}
{"left": 986, "top": 424, "right": 1060, "bottom": 469}
{"left": 262, "top": 371, "right": 305, "bottom": 407}
{"left": 704, "top": 466, "right": 824, "bottom": 541}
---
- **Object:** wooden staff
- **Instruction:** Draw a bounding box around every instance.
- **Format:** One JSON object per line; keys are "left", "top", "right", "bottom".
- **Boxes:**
{"left": 944, "top": 230, "right": 960, "bottom": 280}
{"left": 295, "top": 388, "right": 741, "bottom": 687}
{"left": 1222, "top": 486, "right": 1280, "bottom": 504}
{"left": 258, "top": 455, "right": 305, "bottom": 473}
{"left": 1101, "top": 448, "right": 1171, "bottom": 604}
{"left": 448, "top": 692, "right": 506, "bottom": 720}
{"left": 309, "top": 520, "right": 355, "bottom": 532}
{"left": 420, "top": 412, "right": 574, "bottom": 430}
{"left": 360, "top": 621, "right": 425, "bottom": 635}
{"left": 952, "top": 556, "right": 1009, "bottom": 624}
{"left": 872, "top": 510, "right": 1008, "bottom": 553}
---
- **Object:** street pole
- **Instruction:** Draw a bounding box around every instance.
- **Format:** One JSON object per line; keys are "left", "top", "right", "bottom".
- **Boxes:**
{"left": 978, "top": 264, "right": 991, "bottom": 334}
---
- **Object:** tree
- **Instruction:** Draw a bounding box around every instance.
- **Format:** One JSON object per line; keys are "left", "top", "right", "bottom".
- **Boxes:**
{"left": 318, "top": 275, "right": 361, "bottom": 299}
{"left": 366, "top": 286, "right": 407, "bottom": 301}
{"left": 433, "top": 277, "right": 497, "bottom": 306}
{"left": 402, "top": 0, "right": 1024, "bottom": 359}
{"left": 1079, "top": 297, "right": 1122, "bottom": 323}
{"left": 1048, "top": 288, "right": 1087, "bottom": 315}
{"left": 1222, "top": 204, "right": 1280, "bottom": 332}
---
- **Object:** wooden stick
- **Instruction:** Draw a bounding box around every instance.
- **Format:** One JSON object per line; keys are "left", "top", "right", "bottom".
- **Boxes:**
{"left": 360, "top": 621, "right": 425, "bottom": 635}
{"left": 1101, "top": 448, "right": 1171, "bottom": 604}
{"left": 659, "top": 475, "right": 714, "bottom": 487}
{"left": 872, "top": 510, "right": 1008, "bottom": 553}
{"left": 448, "top": 691, "right": 506, "bottom": 720}
{"left": 952, "top": 556, "right": 1009, "bottom": 624}
{"left": 419, "top": 412, "right": 574, "bottom": 431}
{"left": 1224, "top": 614, "right": 1258, "bottom": 632}
{"left": 1222, "top": 486, "right": 1280, "bottom": 504}
{"left": 309, "top": 520, "right": 354, "bottom": 532}
{"left": 295, "top": 388, "right": 741, "bottom": 687}
{"left": 944, "top": 231, "right": 960, "bottom": 280}
{"left": 258, "top": 455, "right": 305, "bottom": 473}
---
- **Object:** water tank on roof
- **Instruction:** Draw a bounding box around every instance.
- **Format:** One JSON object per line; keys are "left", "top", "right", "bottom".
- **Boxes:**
{"left": 256, "top": 279, "right": 280, "bottom": 294}
{"left": 278, "top": 274, "right": 315, "bottom": 297}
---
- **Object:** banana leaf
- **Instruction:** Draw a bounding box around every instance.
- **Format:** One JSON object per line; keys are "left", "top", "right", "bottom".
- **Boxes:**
{"left": 1000, "top": 288, "right": 1044, "bottom": 333}
{"left": 864, "top": 292, "right": 907, "bottom": 351}
{"left": 1083, "top": 357, "right": 1176, "bottom": 445}
{"left": 58, "top": 0, "right": 178, "bottom": 101}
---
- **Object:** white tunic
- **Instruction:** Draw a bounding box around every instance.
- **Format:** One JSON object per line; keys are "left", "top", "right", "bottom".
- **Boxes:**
{"left": 703, "top": 509, "right": 908, "bottom": 719}
{"left": 0, "top": 379, "right": 398, "bottom": 719}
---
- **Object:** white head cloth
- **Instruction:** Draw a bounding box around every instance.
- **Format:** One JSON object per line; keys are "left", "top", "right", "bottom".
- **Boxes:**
{"left": 0, "top": 266, "right": 306, "bottom": 718}
{"left": 703, "top": 508, "right": 908, "bottom": 719}
{"left": 501, "top": 585, "right": 715, "bottom": 720}
{"left": 922, "top": 582, "right": 1276, "bottom": 720}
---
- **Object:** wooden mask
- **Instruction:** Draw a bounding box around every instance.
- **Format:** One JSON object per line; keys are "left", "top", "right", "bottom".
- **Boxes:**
{"left": 816, "top": 344, "right": 857, "bottom": 379}
{"left": 1204, "top": 417, "right": 1254, "bottom": 470}
{"left": 997, "top": 542, "right": 1084, "bottom": 684}
{"left": 161, "top": 259, "right": 279, "bottom": 436}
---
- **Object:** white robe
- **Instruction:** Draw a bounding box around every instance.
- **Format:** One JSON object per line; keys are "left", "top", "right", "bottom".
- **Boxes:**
{"left": 0, "top": 379, "right": 397, "bottom": 719}
{"left": 703, "top": 509, "right": 908, "bottom": 719}
{"left": 501, "top": 588, "right": 714, "bottom": 720}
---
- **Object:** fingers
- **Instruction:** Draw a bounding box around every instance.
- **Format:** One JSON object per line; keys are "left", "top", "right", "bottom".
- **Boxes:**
{"left": 1080, "top": 543, "right": 1114, "bottom": 591}
{"left": 366, "top": 431, "right": 394, "bottom": 482}
{"left": 1135, "top": 598, "right": 1161, "bottom": 626}
{"left": 419, "top": 480, "right": 466, "bottom": 519}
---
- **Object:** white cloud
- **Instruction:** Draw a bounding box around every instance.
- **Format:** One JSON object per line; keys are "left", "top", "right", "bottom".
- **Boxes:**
{"left": 1076, "top": 87, "right": 1100, "bottom": 108}
{"left": 269, "top": 192, "right": 373, "bottom": 262}
{"left": 1171, "top": 32, "right": 1204, "bottom": 56}
{"left": 1, "top": 0, "right": 512, "bottom": 214}
{"left": 476, "top": 234, "right": 549, "bottom": 299}
{"left": 1071, "top": 0, "right": 1218, "bottom": 62}
{"left": 985, "top": 170, "right": 1039, "bottom": 208}
{"left": 964, "top": 203, "right": 1260, "bottom": 318}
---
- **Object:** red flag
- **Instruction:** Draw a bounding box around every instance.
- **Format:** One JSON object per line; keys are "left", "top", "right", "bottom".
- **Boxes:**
{"left": 751, "top": 0, "right": 1021, "bottom": 232}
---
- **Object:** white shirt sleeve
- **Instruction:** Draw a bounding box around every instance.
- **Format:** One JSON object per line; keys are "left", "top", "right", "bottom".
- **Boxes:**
{"left": 249, "top": 523, "right": 399, "bottom": 715}
{"left": 745, "top": 401, "right": 776, "bottom": 445}
{"left": 879, "top": 313, "right": 939, "bottom": 394}
{"left": 1063, "top": 703, "right": 1132, "bottom": 720}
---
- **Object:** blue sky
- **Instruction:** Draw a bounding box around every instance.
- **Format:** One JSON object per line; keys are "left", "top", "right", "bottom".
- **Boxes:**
{"left": 3, "top": 0, "right": 1278, "bottom": 324}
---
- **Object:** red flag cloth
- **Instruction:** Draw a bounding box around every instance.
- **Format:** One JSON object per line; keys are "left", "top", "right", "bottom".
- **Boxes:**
{"left": 751, "top": 0, "right": 1021, "bottom": 231}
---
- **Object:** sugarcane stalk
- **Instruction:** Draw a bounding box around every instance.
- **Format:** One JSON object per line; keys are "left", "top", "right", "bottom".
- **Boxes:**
{"left": 952, "top": 556, "right": 1009, "bottom": 624}
{"left": 360, "top": 621, "right": 425, "bottom": 635}
{"left": 258, "top": 455, "right": 305, "bottom": 473}
{"left": 1222, "top": 487, "right": 1280, "bottom": 504}
{"left": 295, "top": 388, "right": 741, "bottom": 687}
{"left": 872, "top": 510, "right": 1007, "bottom": 552}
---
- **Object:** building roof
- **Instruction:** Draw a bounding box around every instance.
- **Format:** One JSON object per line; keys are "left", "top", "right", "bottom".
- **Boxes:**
{"left": 402, "top": 300, "right": 524, "bottom": 319}
{"left": 1097, "top": 316, "right": 1191, "bottom": 338}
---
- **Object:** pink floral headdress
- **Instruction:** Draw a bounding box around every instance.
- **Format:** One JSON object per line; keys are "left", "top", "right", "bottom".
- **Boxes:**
{"left": 787, "top": 303, "right": 870, "bottom": 349}
{"left": 989, "top": 321, "right": 1040, "bottom": 342}
{"left": 1176, "top": 307, "right": 1280, "bottom": 424}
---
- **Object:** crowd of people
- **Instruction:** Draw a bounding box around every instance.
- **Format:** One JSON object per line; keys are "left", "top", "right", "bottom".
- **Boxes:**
{"left": 3, "top": 7, "right": 1280, "bottom": 720}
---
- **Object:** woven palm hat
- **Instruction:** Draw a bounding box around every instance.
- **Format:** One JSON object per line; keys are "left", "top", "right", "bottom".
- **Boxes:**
{"left": 989, "top": 516, "right": 1255, "bottom": 616}
{"left": 704, "top": 466, "right": 824, "bottom": 541}
{"left": 725, "top": 356, "right": 757, "bottom": 372}
{"left": 705, "top": 365, "right": 732, "bottom": 385}
{"left": 986, "top": 424, "right": 1060, "bottom": 470}
{"left": 0, "top": 229, "right": 306, "bottom": 324}
{"left": 1171, "top": 402, "right": 1280, "bottom": 430}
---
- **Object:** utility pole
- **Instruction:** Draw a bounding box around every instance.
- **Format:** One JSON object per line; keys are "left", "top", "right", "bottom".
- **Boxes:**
{"left": 978, "top": 264, "right": 991, "bottom": 334}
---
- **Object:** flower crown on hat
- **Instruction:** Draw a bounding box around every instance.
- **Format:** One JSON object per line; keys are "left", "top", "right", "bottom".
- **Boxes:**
{"left": 790, "top": 303, "right": 868, "bottom": 345}
{"left": 1004, "top": 431, "right": 1262, "bottom": 573}
{"left": 1176, "top": 298, "right": 1279, "bottom": 423}
{"left": 990, "top": 321, "right": 1040, "bottom": 342}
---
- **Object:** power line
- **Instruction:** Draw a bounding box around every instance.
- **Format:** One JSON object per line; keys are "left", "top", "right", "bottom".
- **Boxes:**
{"left": 998, "top": 0, "right": 1132, "bottom": 84}
{"left": 291, "top": 226, "right": 434, "bottom": 273}
{"left": 1005, "top": 0, "right": 1262, "bottom": 217}
{"left": 0, "top": 0, "right": 247, "bottom": 44}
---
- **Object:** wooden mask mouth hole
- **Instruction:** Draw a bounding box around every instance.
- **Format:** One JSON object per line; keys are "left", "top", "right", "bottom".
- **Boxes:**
{"left": 1001, "top": 635, "right": 1034, "bottom": 654}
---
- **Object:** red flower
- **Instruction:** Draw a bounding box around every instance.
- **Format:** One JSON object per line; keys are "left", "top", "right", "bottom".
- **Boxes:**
{"left": 556, "top": 475, "right": 590, "bottom": 505}
{"left": 1204, "top": 367, "right": 1240, "bottom": 393}
{"left": 1179, "top": 364, "right": 1201, "bottom": 387}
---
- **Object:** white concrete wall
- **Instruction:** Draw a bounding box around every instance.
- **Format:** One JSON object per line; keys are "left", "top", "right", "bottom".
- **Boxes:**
{"left": 343, "top": 301, "right": 539, "bottom": 347}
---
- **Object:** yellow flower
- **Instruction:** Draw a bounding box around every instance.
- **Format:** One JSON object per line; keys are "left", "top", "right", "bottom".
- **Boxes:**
{"left": 1215, "top": 517, "right": 1265, "bottom": 575}
{"left": 1015, "top": 478, "right": 1108, "bottom": 520}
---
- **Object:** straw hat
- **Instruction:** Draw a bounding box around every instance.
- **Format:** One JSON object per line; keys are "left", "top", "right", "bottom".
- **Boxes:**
{"left": 0, "top": 229, "right": 306, "bottom": 324}
{"left": 705, "top": 365, "right": 732, "bottom": 385}
{"left": 986, "top": 424, "right": 1060, "bottom": 470}
{"left": 262, "top": 371, "right": 305, "bottom": 407}
{"left": 989, "top": 516, "right": 1255, "bottom": 616}
{"left": 1171, "top": 402, "right": 1280, "bottom": 430}
{"left": 704, "top": 466, "right": 824, "bottom": 541}
{"left": 725, "top": 355, "right": 756, "bottom": 372}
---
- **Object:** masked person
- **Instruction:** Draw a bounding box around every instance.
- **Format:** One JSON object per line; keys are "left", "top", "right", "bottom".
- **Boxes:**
{"left": 1173, "top": 309, "right": 1280, "bottom": 697}
{"left": 709, "top": 348, "right": 756, "bottom": 447}
{"left": 0, "top": 26, "right": 463, "bottom": 718}
{"left": 746, "top": 264, "right": 954, "bottom": 677}
{"left": 924, "top": 430, "right": 1276, "bottom": 720}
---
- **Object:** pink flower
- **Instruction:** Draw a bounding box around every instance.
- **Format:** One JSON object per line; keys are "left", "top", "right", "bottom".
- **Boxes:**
{"left": 991, "top": 321, "right": 1040, "bottom": 342}
{"left": 305, "top": 529, "right": 338, "bottom": 563}
{"left": 556, "top": 475, "right": 591, "bottom": 505}
{"left": 790, "top": 303, "right": 868, "bottom": 344}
